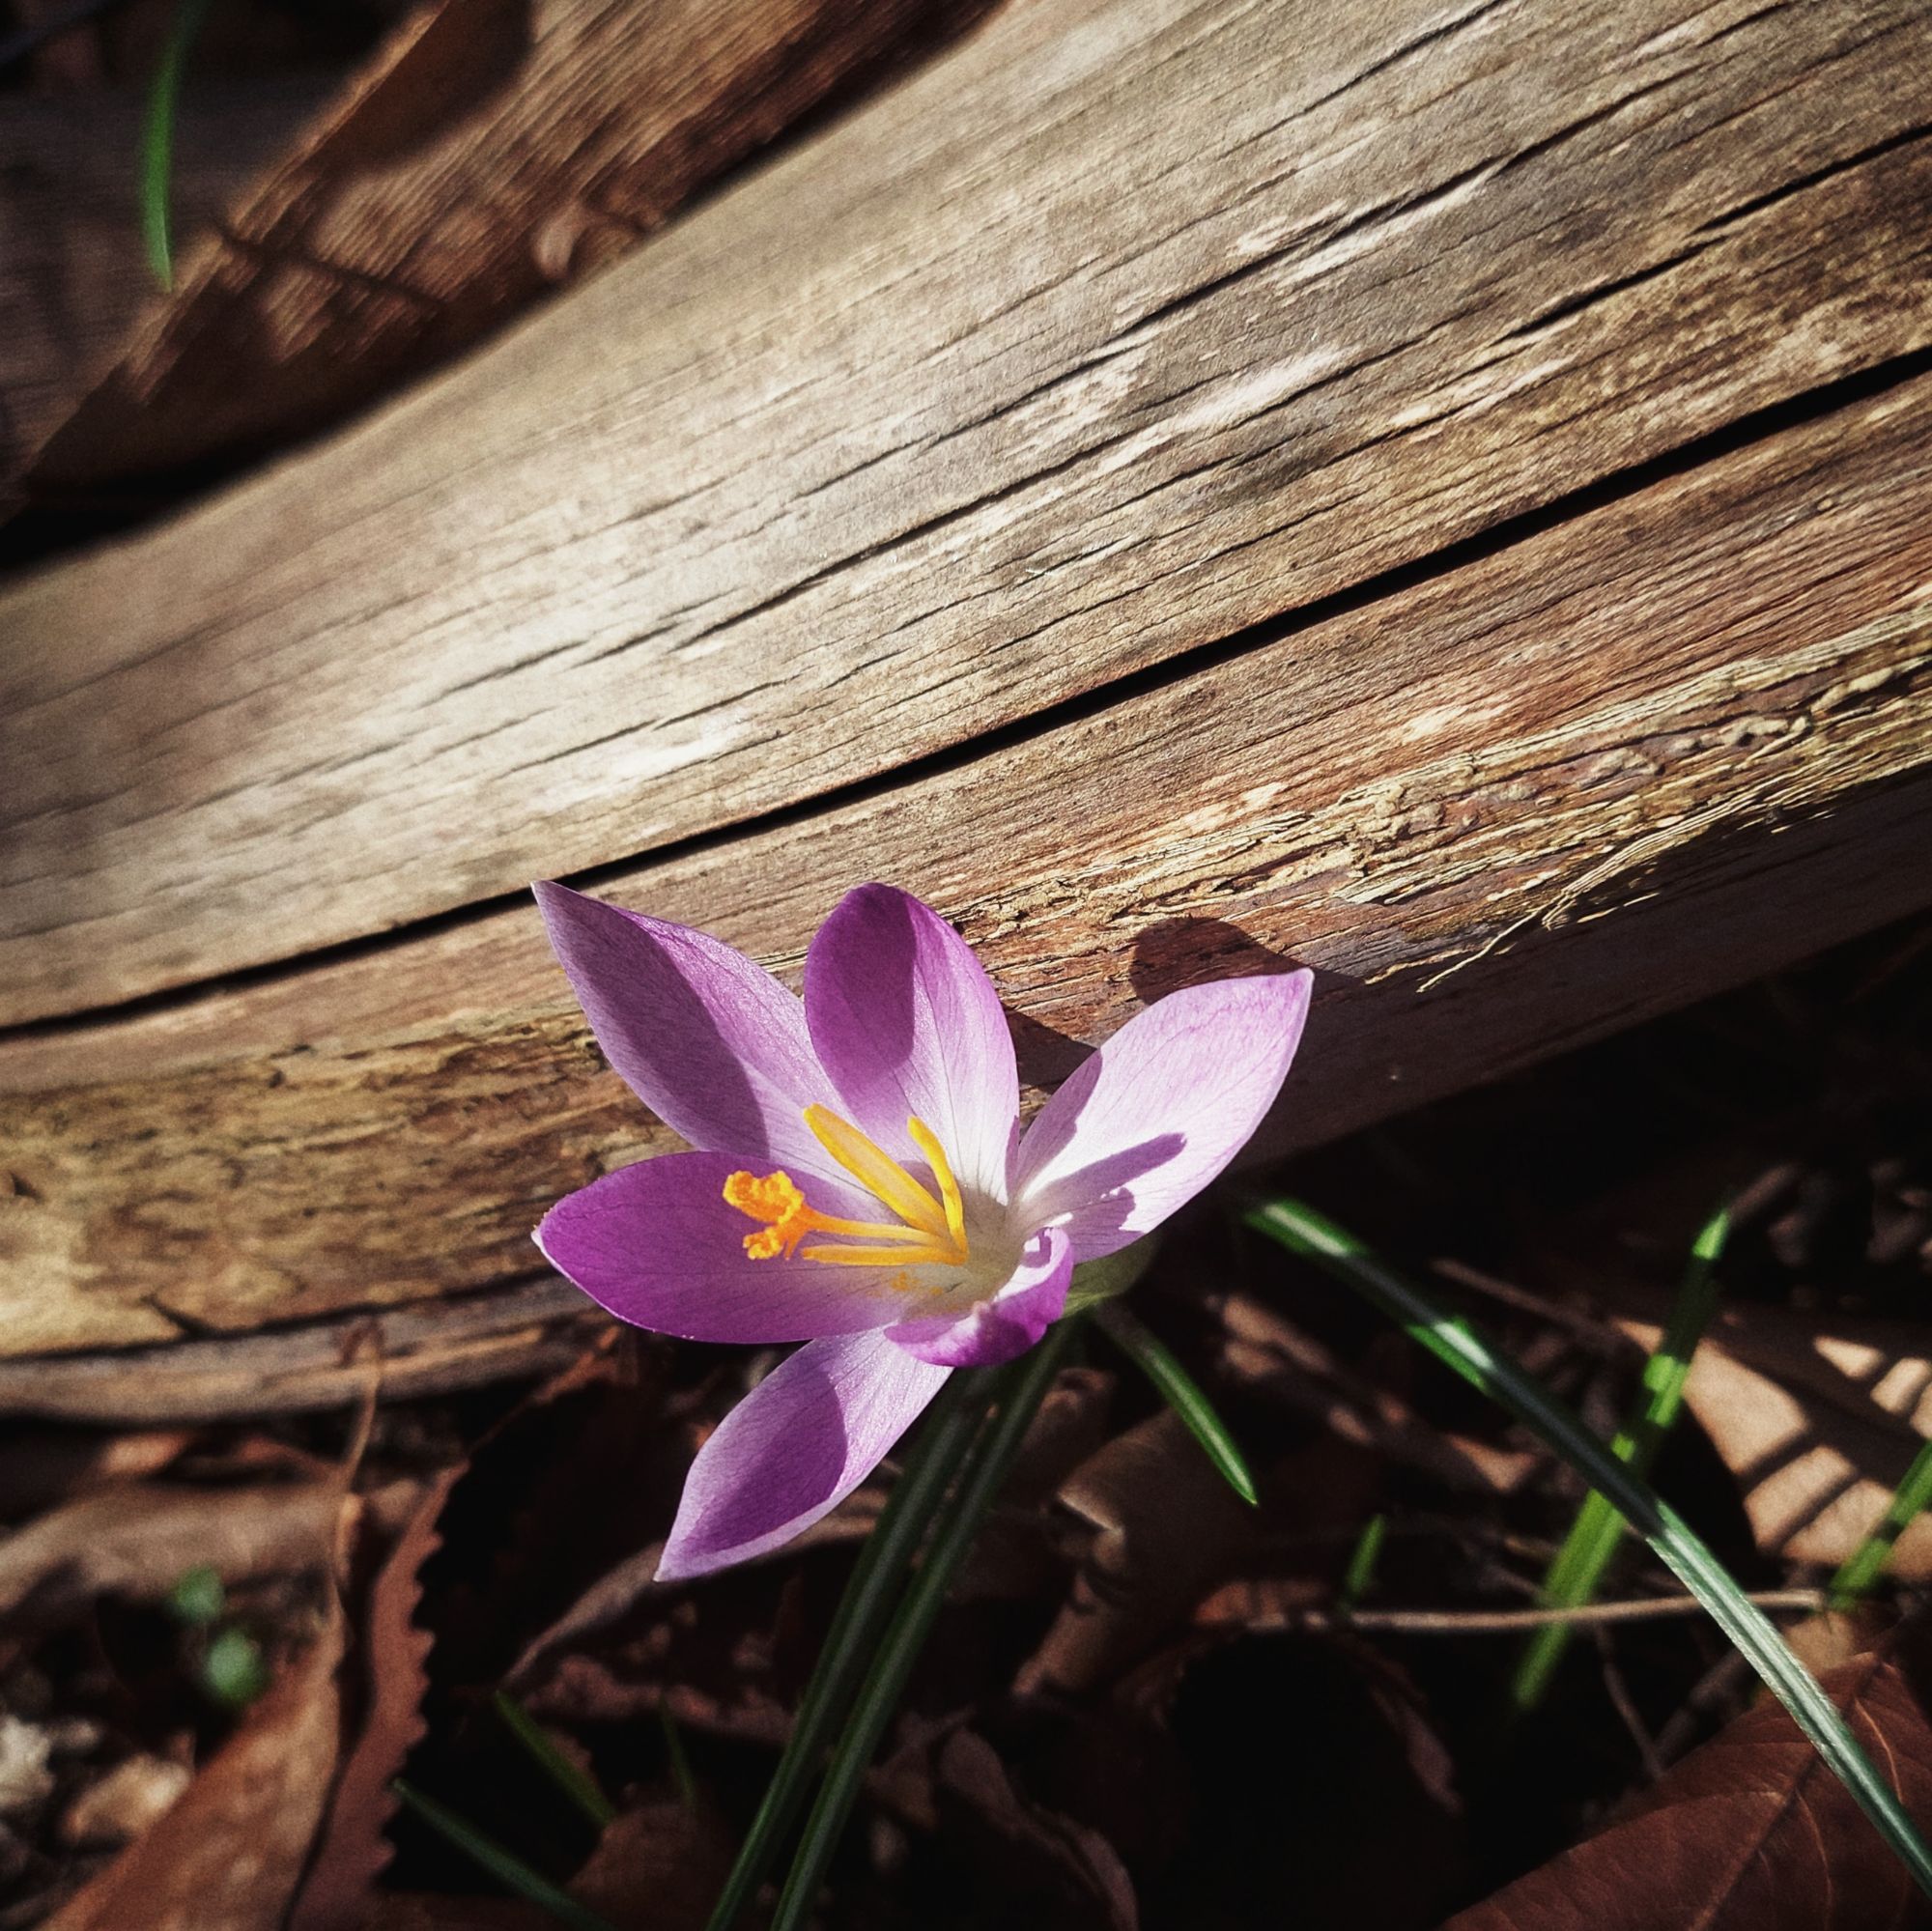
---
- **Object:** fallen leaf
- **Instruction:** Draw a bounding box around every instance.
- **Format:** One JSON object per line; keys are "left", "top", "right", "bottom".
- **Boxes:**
{"left": 0, "top": 1479, "right": 344, "bottom": 1623}
{"left": 1613, "top": 1303, "right": 1932, "bottom": 1572}
{"left": 568, "top": 1795, "right": 735, "bottom": 1930}
{"left": 1443, "top": 1636, "right": 1932, "bottom": 1931}
{"left": 291, "top": 1462, "right": 468, "bottom": 1931}
{"left": 935, "top": 1730, "right": 1139, "bottom": 1931}
{"left": 59, "top": 1754, "right": 193, "bottom": 1849}
{"left": 43, "top": 1601, "right": 347, "bottom": 1931}
{"left": 1016, "top": 1411, "right": 1256, "bottom": 1699}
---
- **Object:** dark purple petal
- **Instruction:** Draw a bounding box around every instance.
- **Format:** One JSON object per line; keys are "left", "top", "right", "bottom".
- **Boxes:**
{"left": 804, "top": 885, "right": 1018, "bottom": 1200}
{"left": 886, "top": 1226, "right": 1071, "bottom": 1368}
{"left": 658, "top": 1330, "right": 951, "bottom": 1578}
{"left": 535, "top": 1150, "right": 904, "bottom": 1344}
{"left": 1011, "top": 972, "right": 1314, "bottom": 1258}
{"left": 534, "top": 882, "right": 829, "bottom": 1170}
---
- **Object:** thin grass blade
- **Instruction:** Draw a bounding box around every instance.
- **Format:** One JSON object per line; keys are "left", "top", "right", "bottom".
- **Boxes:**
{"left": 1094, "top": 1298, "right": 1257, "bottom": 1504}
{"left": 139, "top": 0, "right": 213, "bottom": 288}
{"left": 704, "top": 1364, "right": 991, "bottom": 1931}
{"left": 1340, "top": 1511, "right": 1388, "bottom": 1614}
{"left": 1513, "top": 1206, "right": 1728, "bottom": 1707}
{"left": 493, "top": 1690, "right": 615, "bottom": 1829}
{"left": 771, "top": 1320, "right": 1081, "bottom": 1931}
{"left": 390, "top": 1779, "right": 618, "bottom": 1931}
{"left": 1244, "top": 1195, "right": 1932, "bottom": 1900}
{"left": 1832, "top": 1434, "right": 1932, "bottom": 1608}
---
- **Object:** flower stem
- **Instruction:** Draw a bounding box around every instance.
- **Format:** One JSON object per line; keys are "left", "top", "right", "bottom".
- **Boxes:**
{"left": 703, "top": 1364, "right": 991, "bottom": 1931}
{"left": 770, "top": 1321, "right": 1081, "bottom": 1931}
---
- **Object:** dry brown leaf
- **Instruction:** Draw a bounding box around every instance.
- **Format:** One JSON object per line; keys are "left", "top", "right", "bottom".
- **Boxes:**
{"left": 43, "top": 1601, "right": 347, "bottom": 1931}
{"left": 1616, "top": 1302, "right": 1932, "bottom": 1572}
{"left": 1016, "top": 1411, "right": 1257, "bottom": 1699}
{"left": 0, "top": 1478, "right": 343, "bottom": 1622}
{"left": 1444, "top": 1640, "right": 1932, "bottom": 1931}
{"left": 291, "top": 1462, "right": 468, "bottom": 1931}
{"left": 935, "top": 1730, "right": 1139, "bottom": 1931}
{"left": 568, "top": 1794, "right": 735, "bottom": 1930}
{"left": 1216, "top": 1292, "right": 1535, "bottom": 1494}
{"left": 15, "top": 0, "right": 994, "bottom": 510}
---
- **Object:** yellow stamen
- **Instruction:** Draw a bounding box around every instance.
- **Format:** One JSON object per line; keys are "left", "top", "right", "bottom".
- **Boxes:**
{"left": 804, "top": 1104, "right": 951, "bottom": 1238}
{"left": 906, "top": 1116, "right": 967, "bottom": 1250}
{"left": 723, "top": 1108, "right": 972, "bottom": 1271}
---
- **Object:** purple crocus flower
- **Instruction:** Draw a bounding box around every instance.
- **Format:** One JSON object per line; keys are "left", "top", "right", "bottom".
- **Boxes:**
{"left": 532, "top": 882, "right": 1312, "bottom": 1579}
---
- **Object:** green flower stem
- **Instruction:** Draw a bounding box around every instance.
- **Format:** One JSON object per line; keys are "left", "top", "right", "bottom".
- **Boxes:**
{"left": 1094, "top": 1298, "right": 1258, "bottom": 1504}
{"left": 1512, "top": 1207, "right": 1728, "bottom": 1709}
{"left": 391, "top": 1780, "right": 618, "bottom": 1931}
{"left": 1831, "top": 1434, "right": 1932, "bottom": 1609}
{"left": 704, "top": 1364, "right": 991, "bottom": 1931}
{"left": 1244, "top": 1195, "right": 1932, "bottom": 1901}
{"left": 770, "top": 1321, "right": 1081, "bottom": 1931}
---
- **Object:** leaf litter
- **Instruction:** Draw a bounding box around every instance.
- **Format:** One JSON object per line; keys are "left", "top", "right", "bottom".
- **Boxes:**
{"left": 0, "top": 914, "right": 1924, "bottom": 1928}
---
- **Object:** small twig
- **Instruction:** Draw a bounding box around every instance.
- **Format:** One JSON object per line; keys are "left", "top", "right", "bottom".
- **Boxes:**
{"left": 1430, "top": 1259, "right": 1612, "bottom": 1342}
{"left": 1593, "top": 1627, "right": 1667, "bottom": 1782}
{"left": 1204, "top": 1588, "right": 1826, "bottom": 1636}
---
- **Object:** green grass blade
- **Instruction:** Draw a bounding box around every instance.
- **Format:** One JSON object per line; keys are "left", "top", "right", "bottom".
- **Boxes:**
{"left": 391, "top": 1780, "right": 619, "bottom": 1931}
{"left": 494, "top": 1691, "right": 616, "bottom": 1829}
{"left": 1340, "top": 1511, "right": 1388, "bottom": 1613}
{"left": 771, "top": 1321, "right": 1081, "bottom": 1931}
{"left": 704, "top": 1365, "right": 991, "bottom": 1931}
{"left": 1244, "top": 1196, "right": 1932, "bottom": 1901}
{"left": 1513, "top": 1206, "right": 1729, "bottom": 1708}
{"left": 1831, "top": 1434, "right": 1932, "bottom": 1609}
{"left": 1094, "top": 1299, "right": 1258, "bottom": 1504}
{"left": 659, "top": 1701, "right": 697, "bottom": 1809}
{"left": 140, "top": 0, "right": 213, "bottom": 289}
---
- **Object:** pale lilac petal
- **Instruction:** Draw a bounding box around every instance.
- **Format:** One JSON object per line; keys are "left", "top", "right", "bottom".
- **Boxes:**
{"left": 534, "top": 882, "right": 829, "bottom": 1172}
{"left": 658, "top": 1330, "right": 951, "bottom": 1578}
{"left": 535, "top": 1151, "right": 905, "bottom": 1344}
{"left": 886, "top": 1226, "right": 1071, "bottom": 1368}
{"left": 1012, "top": 972, "right": 1314, "bottom": 1258}
{"left": 804, "top": 885, "right": 1018, "bottom": 1200}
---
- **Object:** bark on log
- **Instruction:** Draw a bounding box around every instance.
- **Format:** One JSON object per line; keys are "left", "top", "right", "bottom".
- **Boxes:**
{"left": 8, "top": 0, "right": 994, "bottom": 518}
{"left": 2, "top": 0, "right": 1930, "bottom": 1383}
{"left": 4, "top": 0, "right": 1929, "bottom": 1022}
{"left": 0, "top": 79, "right": 340, "bottom": 475}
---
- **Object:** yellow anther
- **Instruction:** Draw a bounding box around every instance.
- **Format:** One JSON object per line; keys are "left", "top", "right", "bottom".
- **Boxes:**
{"left": 722, "top": 1169, "right": 812, "bottom": 1260}
{"left": 723, "top": 1110, "right": 972, "bottom": 1271}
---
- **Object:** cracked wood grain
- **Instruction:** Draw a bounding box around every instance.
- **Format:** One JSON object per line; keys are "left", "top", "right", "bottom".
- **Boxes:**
{"left": 3, "top": 367, "right": 1928, "bottom": 1364}
{"left": 4, "top": 0, "right": 1932, "bottom": 1021}
{"left": 9, "top": 0, "right": 996, "bottom": 505}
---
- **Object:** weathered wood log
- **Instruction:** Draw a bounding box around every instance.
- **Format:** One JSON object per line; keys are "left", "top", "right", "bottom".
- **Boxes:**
{"left": 3, "top": 0, "right": 1929, "bottom": 1022}
{"left": 0, "top": 79, "right": 340, "bottom": 476}
{"left": 9, "top": 0, "right": 994, "bottom": 517}
{"left": 2, "top": 0, "right": 1930, "bottom": 1386}
{"left": 4, "top": 365, "right": 1928, "bottom": 1360}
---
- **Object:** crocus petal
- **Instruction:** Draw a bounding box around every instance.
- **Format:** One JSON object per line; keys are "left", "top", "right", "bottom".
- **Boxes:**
{"left": 658, "top": 1330, "right": 951, "bottom": 1579}
{"left": 1012, "top": 971, "right": 1314, "bottom": 1258}
{"left": 804, "top": 885, "right": 1018, "bottom": 1200}
{"left": 534, "top": 882, "right": 830, "bottom": 1173}
{"left": 536, "top": 1151, "right": 908, "bottom": 1344}
{"left": 886, "top": 1225, "right": 1071, "bottom": 1368}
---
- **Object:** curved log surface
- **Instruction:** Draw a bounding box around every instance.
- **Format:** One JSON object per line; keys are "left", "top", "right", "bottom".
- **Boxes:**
{"left": 3, "top": 0, "right": 1930, "bottom": 1021}
{"left": 5, "top": 364, "right": 1929, "bottom": 1359}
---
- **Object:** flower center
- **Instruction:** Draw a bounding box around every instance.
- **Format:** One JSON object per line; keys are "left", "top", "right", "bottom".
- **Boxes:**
{"left": 723, "top": 1105, "right": 971, "bottom": 1270}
